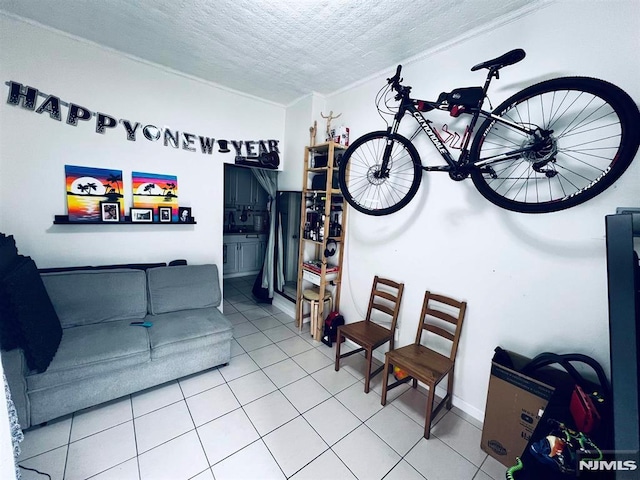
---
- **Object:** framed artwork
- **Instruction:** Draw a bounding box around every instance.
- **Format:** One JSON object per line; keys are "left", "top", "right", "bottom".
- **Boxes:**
{"left": 178, "top": 207, "right": 192, "bottom": 223}
{"left": 159, "top": 207, "right": 172, "bottom": 223}
{"left": 130, "top": 208, "right": 153, "bottom": 223}
{"left": 132, "top": 172, "right": 178, "bottom": 222}
{"left": 100, "top": 201, "right": 120, "bottom": 222}
{"left": 65, "top": 165, "right": 124, "bottom": 222}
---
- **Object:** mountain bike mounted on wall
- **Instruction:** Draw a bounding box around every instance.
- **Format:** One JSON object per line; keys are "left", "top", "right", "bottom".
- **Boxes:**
{"left": 338, "top": 49, "right": 640, "bottom": 215}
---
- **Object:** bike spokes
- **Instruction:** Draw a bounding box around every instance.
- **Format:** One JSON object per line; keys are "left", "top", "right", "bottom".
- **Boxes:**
{"left": 339, "top": 132, "right": 422, "bottom": 216}
{"left": 473, "top": 83, "right": 629, "bottom": 210}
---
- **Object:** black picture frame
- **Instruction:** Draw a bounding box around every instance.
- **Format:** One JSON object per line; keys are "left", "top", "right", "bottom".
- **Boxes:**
{"left": 178, "top": 207, "right": 192, "bottom": 223}
{"left": 130, "top": 208, "right": 153, "bottom": 223}
{"left": 159, "top": 207, "right": 172, "bottom": 223}
{"left": 100, "top": 201, "right": 120, "bottom": 222}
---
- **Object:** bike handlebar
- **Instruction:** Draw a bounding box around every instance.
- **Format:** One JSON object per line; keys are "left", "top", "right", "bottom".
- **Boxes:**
{"left": 388, "top": 65, "right": 402, "bottom": 86}
{"left": 387, "top": 65, "right": 410, "bottom": 98}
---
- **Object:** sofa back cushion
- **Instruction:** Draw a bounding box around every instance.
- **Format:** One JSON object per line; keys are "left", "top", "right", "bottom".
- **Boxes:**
{"left": 41, "top": 269, "right": 147, "bottom": 327}
{"left": 147, "top": 264, "right": 221, "bottom": 315}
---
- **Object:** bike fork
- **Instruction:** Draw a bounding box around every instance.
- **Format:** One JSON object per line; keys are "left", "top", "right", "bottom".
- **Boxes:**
{"left": 380, "top": 124, "right": 399, "bottom": 176}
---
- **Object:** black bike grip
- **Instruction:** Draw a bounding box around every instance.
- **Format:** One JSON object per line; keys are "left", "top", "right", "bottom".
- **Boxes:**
{"left": 388, "top": 64, "right": 402, "bottom": 83}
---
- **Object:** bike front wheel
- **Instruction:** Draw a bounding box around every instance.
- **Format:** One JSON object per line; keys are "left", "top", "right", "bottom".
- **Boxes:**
{"left": 338, "top": 132, "right": 422, "bottom": 215}
{"left": 470, "top": 77, "right": 640, "bottom": 213}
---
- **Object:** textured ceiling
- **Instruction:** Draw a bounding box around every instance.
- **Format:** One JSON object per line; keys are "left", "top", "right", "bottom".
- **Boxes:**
{"left": 0, "top": 0, "right": 544, "bottom": 105}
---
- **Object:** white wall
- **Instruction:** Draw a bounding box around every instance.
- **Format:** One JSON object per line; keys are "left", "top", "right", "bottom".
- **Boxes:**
{"left": 326, "top": 1, "right": 640, "bottom": 420}
{"left": 0, "top": 14, "right": 285, "bottom": 268}
{"left": 279, "top": 92, "right": 328, "bottom": 191}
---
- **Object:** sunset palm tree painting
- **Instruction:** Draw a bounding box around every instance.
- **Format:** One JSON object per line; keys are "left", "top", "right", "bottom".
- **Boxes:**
{"left": 65, "top": 165, "right": 124, "bottom": 222}
{"left": 132, "top": 172, "right": 178, "bottom": 222}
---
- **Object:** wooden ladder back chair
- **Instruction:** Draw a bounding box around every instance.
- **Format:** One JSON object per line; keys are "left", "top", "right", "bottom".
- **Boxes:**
{"left": 334, "top": 276, "right": 404, "bottom": 393}
{"left": 381, "top": 291, "right": 467, "bottom": 439}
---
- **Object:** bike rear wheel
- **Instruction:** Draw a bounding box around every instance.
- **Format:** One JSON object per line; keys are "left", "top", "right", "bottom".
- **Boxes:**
{"left": 338, "top": 131, "right": 422, "bottom": 215}
{"left": 470, "top": 77, "right": 640, "bottom": 213}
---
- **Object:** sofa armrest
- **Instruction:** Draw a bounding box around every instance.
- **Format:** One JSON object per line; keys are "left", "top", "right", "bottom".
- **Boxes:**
{"left": 1, "top": 349, "right": 30, "bottom": 429}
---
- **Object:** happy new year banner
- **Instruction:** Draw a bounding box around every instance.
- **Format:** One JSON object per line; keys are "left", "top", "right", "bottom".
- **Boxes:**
{"left": 5, "top": 81, "right": 280, "bottom": 168}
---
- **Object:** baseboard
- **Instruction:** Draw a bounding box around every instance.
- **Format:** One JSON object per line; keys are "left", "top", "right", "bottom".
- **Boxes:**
{"left": 272, "top": 292, "right": 296, "bottom": 319}
{"left": 223, "top": 270, "right": 260, "bottom": 280}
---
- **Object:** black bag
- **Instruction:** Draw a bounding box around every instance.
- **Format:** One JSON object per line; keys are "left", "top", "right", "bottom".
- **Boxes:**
{"left": 321, "top": 311, "right": 344, "bottom": 347}
{"left": 313, "top": 154, "right": 328, "bottom": 168}
{"left": 438, "top": 86, "right": 484, "bottom": 110}
{"left": 311, "top": 172, "right": 339, "bottom": 190}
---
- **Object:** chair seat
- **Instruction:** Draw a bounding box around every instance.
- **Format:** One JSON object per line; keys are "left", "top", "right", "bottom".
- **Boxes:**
{"left": 339, "top": 321, "right": 392, "bottom": 348}
{"left": 387, "top": 344, "right": 453, "bottom": 385}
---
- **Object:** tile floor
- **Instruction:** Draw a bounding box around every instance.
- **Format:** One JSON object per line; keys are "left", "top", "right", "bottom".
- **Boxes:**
{"left": 16, "top": 276, "right": 508, "bottom": 480}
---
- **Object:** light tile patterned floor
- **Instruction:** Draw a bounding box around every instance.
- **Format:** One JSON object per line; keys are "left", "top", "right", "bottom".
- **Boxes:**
{"left": 16, "top": 275, "right": 507, "bottom": 480}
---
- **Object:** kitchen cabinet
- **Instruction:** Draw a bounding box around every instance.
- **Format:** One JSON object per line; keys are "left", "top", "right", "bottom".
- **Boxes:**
{"left": 235, "top": 167, "right": 254, "bottom": 206}
{"left": 223, "top": 233, "right": 268, "bottom": 277}
{"left": 224, "top": 167, "right": 235, "bottom": 208}
{"left": 223, "top": 241, "right": 239, "bottom": 275}
{"left": 224, "top": 165, "right": 268, "bottom": 209}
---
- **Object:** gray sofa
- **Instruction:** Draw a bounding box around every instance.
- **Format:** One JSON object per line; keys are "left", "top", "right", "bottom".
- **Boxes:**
{"left": 1, "top": 264, "right": 232, "bottom": 429}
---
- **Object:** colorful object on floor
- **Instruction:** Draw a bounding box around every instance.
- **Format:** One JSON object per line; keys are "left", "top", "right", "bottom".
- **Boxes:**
{"left": 506, "top": 457, "right": 523, "bottom": 480}
{"left": 529, "top": 420, "right": 602, "bottom": 475}
{"left": 393, "top": 366, "right": 409, "bottom": 381}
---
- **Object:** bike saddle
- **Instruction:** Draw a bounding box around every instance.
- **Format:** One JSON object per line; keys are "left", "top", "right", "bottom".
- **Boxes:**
{"left": 471, "top": 48, "right": 526, "bottom": 71}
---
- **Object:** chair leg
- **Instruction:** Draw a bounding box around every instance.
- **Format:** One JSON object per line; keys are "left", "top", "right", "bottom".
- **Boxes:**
{"left": 335, "top": 328, "right": 343, "bottom": 371}
{"left": 424, "top": 384, "right": 436, "bottom": 439}
{"left": 446, "top": 372, "right": 454, "bottom": 410}
{"left": 424, "top": 385, "right": 436, "bottom": 440}
{"left": 381, "top": 356, "right": 391, "bottom": 405}
{"left": 364, "top": 347, "right": 372, "bottom": 393}
{"left": 311, "top": 301, "right": 319, "bottom": 338}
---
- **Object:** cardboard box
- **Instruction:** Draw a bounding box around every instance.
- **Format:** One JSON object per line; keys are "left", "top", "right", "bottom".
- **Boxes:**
{"left": 481, "top": 353, "right": 555, "bottom": 467}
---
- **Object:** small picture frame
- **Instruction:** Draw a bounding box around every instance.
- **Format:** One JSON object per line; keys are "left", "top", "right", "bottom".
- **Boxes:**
{"left": 159, "top": 207, "right": 172, "bottom": 223}
{"left": 178, "top": 207, "right": 192, "bottom": 223}
{"left": 100, "top": 201, "right": 120, "bottom": 222}
{"left": 130, "top": 208, "right": 153, "bottom": 223}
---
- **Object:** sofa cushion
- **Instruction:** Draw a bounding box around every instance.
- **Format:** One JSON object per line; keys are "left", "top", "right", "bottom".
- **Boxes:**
{"left": 147, "top": 265, "right": 222, "bottom": 315}
{"left": 147, "top": 307, "right": 232, "bottom": 359}
{"left": 0, "top": 256, "right": 62, "bottom": 372}
{"left": 26, "top": 318, "right": 150, "bottom": 391}
{"left": 41, "top": 269, "right": 147, "bottom": 327}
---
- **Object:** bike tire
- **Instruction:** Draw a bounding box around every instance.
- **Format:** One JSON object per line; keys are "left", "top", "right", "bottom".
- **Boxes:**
{"left": 469, "top": 77, "right": 640, "bottom": 213}
{"left": 338, "top": 131, "right": 422, "bottom": 216}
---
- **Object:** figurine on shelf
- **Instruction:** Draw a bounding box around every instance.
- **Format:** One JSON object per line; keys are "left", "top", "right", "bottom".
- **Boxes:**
{"left": 309, "top": 120, "right": 317, "bottom": 147}
{"left": 321, "top": 111, "right": 341, "bottom": 141}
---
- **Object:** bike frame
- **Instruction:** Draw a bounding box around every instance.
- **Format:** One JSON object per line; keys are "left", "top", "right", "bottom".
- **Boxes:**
{"left": 383, "top": 70, "right": 538, "bottom": 177}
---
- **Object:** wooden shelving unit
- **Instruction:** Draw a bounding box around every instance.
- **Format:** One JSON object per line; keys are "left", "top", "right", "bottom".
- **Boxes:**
{"left": 295, "top": 141, "right": 348, "bottom": 341}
